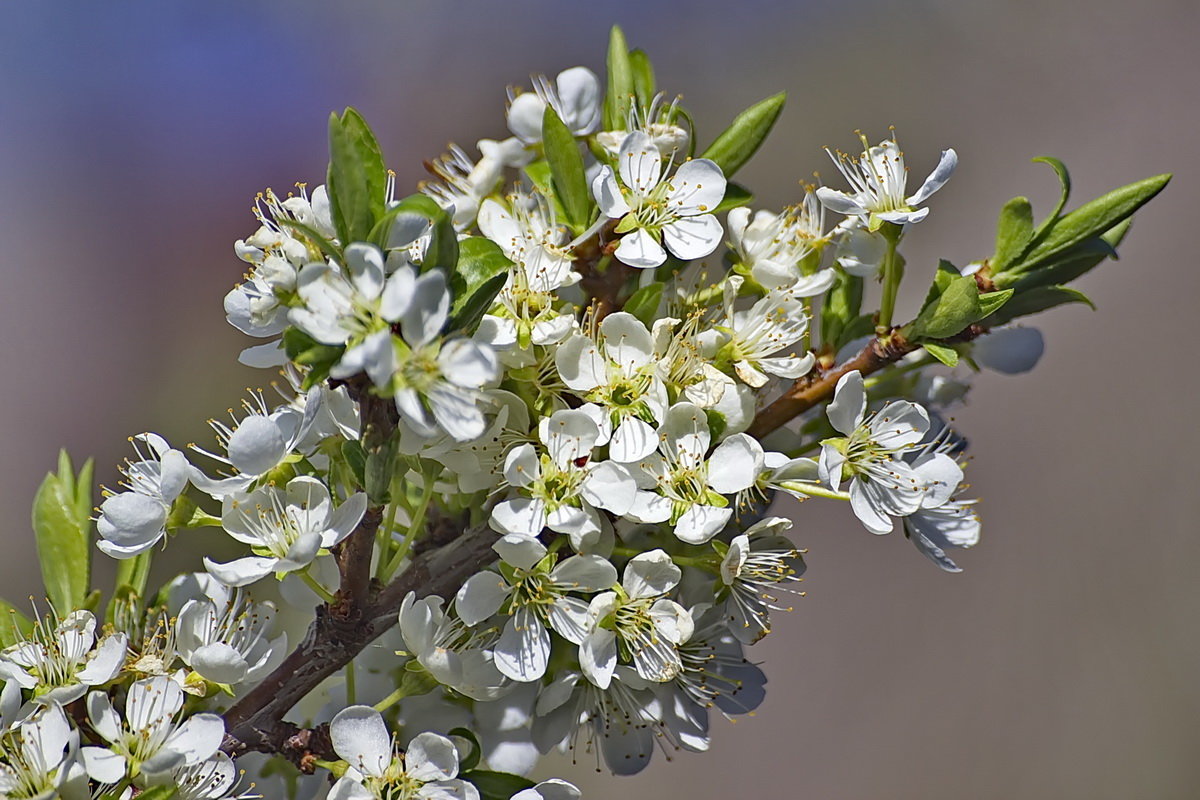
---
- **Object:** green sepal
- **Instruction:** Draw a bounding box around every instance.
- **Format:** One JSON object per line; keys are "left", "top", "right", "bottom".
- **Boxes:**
{"left": 922, "top": 341, "right": 960, "bottom": 367}
{"left": 282, "top": 328, "right": 345, "bottom": 388}
{"left": 629, "top": 48, "right": 656, "bottom": 110}
{"left": 341, "top": 440, "right": 368, "bottom": 488}
{"left": 449, "top": 727, "right": 483, "bottom": 772}
{"left": 984, "top": 285, "right": 1095, "bottom": 326}
{"left": 991, "top": 196, "right": 1034, "bottom": 273}
{"left": 704, "top": 409, "right": 728, "bottom": 441}
{"left": 603, "top": 26, "right": 635, "bottom": 131}
{"left": 907, "top": 274, "right": 981, "bottom": 340}
{"left": 713, "top": 182, "right": 753, "bottom": 214}
{"left": 699, "top": 92, "right": 786, "bottom": 178}
{"left": 1017, "top": 172, "right": 1169, "bottom": 273}
{"left": 461, "top": 770, "right": 536, "bottom": 800}
{"left": 31, "top": 451, "right": 93, "bottom": 614}
{"left": 623, "top": 283, "right": 664, "bottom": 327}
{"left": 0, "top": 598, "right": 34, "bottom": 648}
{"left": 542, "top": 105, "right": 592, "bottom": 232}
{"left": 326, "top": 107, "right": 388, "bottom": 245}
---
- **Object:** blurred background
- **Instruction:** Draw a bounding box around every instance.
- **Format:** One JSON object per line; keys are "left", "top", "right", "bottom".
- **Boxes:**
{"left": 1, "top": 1, "right": 1197, "bottom": 797}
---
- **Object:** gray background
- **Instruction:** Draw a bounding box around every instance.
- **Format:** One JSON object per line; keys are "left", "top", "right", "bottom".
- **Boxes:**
{"left": 1, "top": 2, "right": 1196, "bottom": 797}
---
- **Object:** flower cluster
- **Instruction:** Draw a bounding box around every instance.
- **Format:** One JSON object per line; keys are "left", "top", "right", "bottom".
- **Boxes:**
{"left": 3, "top": 26, "right": 1167, "bottom": 800}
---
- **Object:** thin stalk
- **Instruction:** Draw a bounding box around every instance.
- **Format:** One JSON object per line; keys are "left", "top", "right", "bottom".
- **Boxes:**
{"left": 776, "top": 481, "right": 851, "bottom": 502}
{"left": 876, "top": 223, "right": 903, "bottom": 334}
{"left": 382, "top": 476, "right": 436, "bottom": 579}
{"left": 300, "top": 569, "right": 336, "bottom": 604}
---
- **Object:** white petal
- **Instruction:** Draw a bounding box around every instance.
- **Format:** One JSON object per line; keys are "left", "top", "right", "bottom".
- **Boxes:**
{"left": 545, "top": 596, "right": 592, "bottom": 645}
{"left": 203, "top": 556, "right": 277, "bottom": 587}
{"left": 226, "top": 415, "right": 286, "bottom": 476}
{"left": 493, "top": 533, "right": 547, "bottom": 570}
{"left": 439, "top": 339, "right": 498, "bottom": 388}
{"left": 456, "top": 571, "right": 510, "bottom": 627}
{"left": 626, "top": 490, "right": 673, "bottom": 523}
{"left": 662, "top": 214, "right": 723, "bottom": 261}
{"left": 401, "top": 270, "right": 451, "bottom": 347}
{"left": 428, "top": 385, "right": 487, "bottom": 442}
{"left": 974, "top": 326, "right": 1044, "bottom": 374}
{"left": 580, "top": 462, "right": 636, "bottom": 516}
{"left": 555, "top": 334, "right": 605, "bottom": 391}
{"left": 503, "top": 444, "right": 540, "bottom": 489}
{"left": 850, "top": 480, "right": 897, "bottom": 535}
{"left": 816, "top": 186, "right": 867, "bottom": 216}
{"left": 759, "top": 352, "right": 816, "bottom": 380}
{"left": 190, "top": 643, "right": 249, "bottom": 685}
{"left": 405, "top": 731, "right": 459, "bottom": 782}
{"left": 556, "top": 66, "right": 601, "bottom": 134}
{"left": 614, "top": 228, "right": 667, "bottom": 269}
{"left": 331, "top": 705, "right": 391, "bottom": 778}
{"left": 706, "top": 433, "right": 764, "bottom": 495}
{"left": 540, "top": 409, "right": 599, "bottom": 468}
{"left": 599, "top": 312, "right": 653, "bottom": 373}
{"left": 495, "top": 609, "right": 550, "bottom": 682}
{"left": 827, "top": 370, "right": 866, "bottom": 434}
{"left": 592, "top": 166, "right": 630, "bottom": 218}
{"left": 907, "top": 148, "right": 958, "bottom": 206}
{"left": 81, "top": 746, "right": 127, "bottom": 784}
{"left": 914, "top": 453, "right": 964, "bottom": 509}
{"left": 579, "top": 628, "right": 617, "bottom": 689}
{"left": 674, "top": 505, "right": 732, "bottom": 544}
{"left": 617, "top": 130, "right": 662, "bottom": 195}
{"left": 667, "top": 159, "right": 726, "bottom": 215}
{"left": 550, "top": 555, "right": 618, "bottom": 593}
{"left": 507, "top": 92, "right": 546, "bottom": 143}
{"left": 489, "top": 497, "right": 547, "bottom": 537}
{"left": 77, "top": 633, "right": 128, "bottom": 686}
{"left": 623, "top": 550, "right": 681, "bottom": 598}
{"left": 326, "top": 492, "right": 369, "bottom": 548}
{"left": 609, "top": 416, "right": 658, "bottom": 462}
{"left": 163, "top": 712, "right": 224, "bottom": 766}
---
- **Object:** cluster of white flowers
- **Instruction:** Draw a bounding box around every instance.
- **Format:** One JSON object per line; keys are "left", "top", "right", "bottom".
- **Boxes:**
{"left": 5, "top": 26, "right": 1161, "bottom": 800}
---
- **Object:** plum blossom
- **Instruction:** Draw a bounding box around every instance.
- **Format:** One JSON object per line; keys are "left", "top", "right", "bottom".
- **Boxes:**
{"left": 726, "top": 191, "right": 835, "bottom": 292}
{"left": 625, "top": 403, "right": 764, "bottom": 544}
{"left": 709, "top": 277, "right": 816, "bottom": 388}
{"left": 175, "top": 588, "right": 286, "bottom": 686}
{"left": 397, "top": 594, "right": 507, "bottom": 701}
{"left": 717, "top": 516, "right": 806, "bottom": 643}
{"left": 456, "top": 535, "right": 617, "bottom": 682}
{"left": 579, "top": 550, "right": 693, "bottom": 688}
{"left": 593, "top": 131, "right": 726, "bottom": 268}
{"left": 202, "top": 476, "right": 366, "bottom": 587}
{"left": 0, "top": 610, "right": 127, "bottom": 707}
{"left": 506, "top": 67, "right": 601, "bottom": 145}
{"left": 817, "top": 135, "right": 957, "bottom": 228}
{"left": 0, "top": 702, "right": 88, "bottom": 800}
{"left": 490, "top": 409, "right": 636, "bottom": 545}
{"left": 96, "top": 433, "right": 191, "bottom": 559}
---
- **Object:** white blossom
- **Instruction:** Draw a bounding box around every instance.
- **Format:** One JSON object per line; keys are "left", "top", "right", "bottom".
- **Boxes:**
{"left": 0, "top": 610, "right": 127, "bottom": 707}
{"left": 202, "top": 476, "right": 366, "bottom": 587}
{"left": 726, "top": 192, "right": 835, "bottom": 292}
{"left": 175, "top": 588, "right": 286, "bottom": 686}
{"left": 397, "top": 594, "right": 507, "bottom": 701}
{"left": 817, "top": 135, "right": 957, "bottom": 228}
{"left": 506, "top": 67, "right": 601, "bottom": 144}
{"left": 718, "top": 517, "right": 806, "bottom": 643}
{"left": 0, "top": 702, "right": 88, "bottom": 800}
{"left": 456, "top": 535, "right": 617, "bottom": 682}
{"left": 593, "top": 131, "right": 726, "bottom": 268}
{"left": 711, "top": 278, "right": 816, "bottom": 388}
{"left": 96, "top": 433, "right": 191, "bottom": 559}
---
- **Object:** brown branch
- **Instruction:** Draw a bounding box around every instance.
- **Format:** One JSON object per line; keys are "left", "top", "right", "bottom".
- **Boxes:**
{"left": 746, "top": 324, "right": 987, "bottom": 439}
{"left": 220, "top": 519, "right": 499, "bottom": 763}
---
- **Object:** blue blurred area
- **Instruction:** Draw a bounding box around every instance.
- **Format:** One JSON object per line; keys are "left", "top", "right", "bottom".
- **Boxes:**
{"left": 2, "top": 2, "right": 1199, "bottom": 798}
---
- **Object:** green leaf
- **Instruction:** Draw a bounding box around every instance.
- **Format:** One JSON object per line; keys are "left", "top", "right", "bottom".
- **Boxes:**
{"left": 623, "top": 283, "right": 664, "bottom": 326}
{"left": 985, "top": 285, "right": 1095, "bottom": 326}
{"left": 821, "top": 268, "right": 862, "bottom": 349}
{"left": 991, "top": 196, "right": 1034, "bottom": 273}
{"left": 713, "top": 182, "right": 753, "bottom": 214}
{"left": 282, "top": 328, "right": 345, "bottom": 388}
{"left": 0, "top": 598, "right": 34, "bottom": 647}
{"left": 629, "top": 48, "right": 656, "bottom": 110}
{"left": 542, "top": 105, "right": 592, "bottom": 231}
{"left": 700, "top": 92, "right": 786, "bottom": 178}
{"left": 32, "top": 452, "right": 93, "bottom": 613}
{"left": 380, "top": 194, "right": 457, "bottom": 273}
{"left": 908, "top": 275, "right": 982, "bottom": 340}
{"left": 922, "top": 341, "right": 959, "bottom": 367}
{"left": 275, "top": 217, "right": 342, "bottom": 263}
{"left": 449, "top": 237, "right": 513, "bottom": 331}
{"left": 449, "top": 727, "right": 483, "bottom": 772}
{"left": 1019, "top": 173, "right": 1170, "bottom": 271}
{"left": 449, "top": 272, "right": 508, "bottom": 334}
{"left": 978, "top": 288, "right": 1014, "bottom": 317}
{"left": 115, "top": 551, "right": 152, "bottom": 597}
{"left": 704, "top": 408, "right": 728, "bottom": 441}
{"left": 462, "top": 770, "right": 536, "bottom": 800}
{"left": 603, "top": 26, "right": 634, "bottom": 130}
{"left": 838, "top": 313, "right": 878, "bottom": 348}
{"left": 326, "top": 108, "right": 388, "bottom": 245}
{"left": 1030, "top": 156, "right": 1072, "bottom": 241}
{"left": 341, "top": 440, "right": 367, "bottom": 487}
{"left": 522, "top": 160, "right": 553, "bottom": 196}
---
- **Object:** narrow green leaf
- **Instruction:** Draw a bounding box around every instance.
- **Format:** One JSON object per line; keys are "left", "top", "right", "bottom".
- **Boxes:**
{"left": 603, "top": 26, "right": 634, "bottom": 130}
{"left": 629, "top": 48, "right": 656, "bottom": 110}
{"left": 522, "top": 160, "right": 553, "bottom": 196}
{"left": 32, "top": 452, "right": 92, "bottom": 613}
{"left": 449, "top": 272, "right": 508, "bottom": 334}
{"left": 0, "top": 598, "right": 34, "bottom": 648}
{"left": 326, "top": 108, "right": 388, "bottom": 245}
{"left": 542, "top": 105, "right": 592, "bottom": 231}
{"left": 713, "top": 182, "right": 753, "bottom": 214}
{"left": 449, "top": 727, "right": 483, "bottom": 772}
{"left": 275, "top": 218, "right": 342, "bottom": 263}
{"left": 986, "top": 285, "right": 1095, "bottom": 325}
{"left": 462, "top": 770, "right": 536, "bottom": 800}
{"left": 381, "top": 194, "right": 457, "bottom": 272}
{"left": 700, "top": 92, "right": 786, "bottom": 178}
{"left": 623, "top": 283, "right": 664, "bottom": 326}
{"left": 341, "top": 440, "right": 367, "bottom": 488}
{"left": 1004, "top": 233, "right": 1119, "bottom": 292}
{"left": 1020, "top": 173, "right": 1170, "bottom": 271}
{"left": 1030, "top": 156, "right": 1072, "bottom": 240}
{"left": 820, "top": 268, "right": 862, "bottom": 349}
{"left": 991, "top": 196, "right": 1034, "bottom": 273}
{"left": 114, "top": 551, "right": 152, "bottom": 597}
{"left": 922, "top": 341, "right": 959, "bottom": 367}
{"left": 908, "top": 275, "right": 981, "bottom": 339}
{"left": 978, "top": 288, "right": 1014, "bottom": 317}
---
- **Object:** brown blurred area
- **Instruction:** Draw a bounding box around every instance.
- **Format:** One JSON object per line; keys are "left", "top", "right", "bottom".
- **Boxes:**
{"left": 2, "top": 1, "right": 1197, "bottom": 797}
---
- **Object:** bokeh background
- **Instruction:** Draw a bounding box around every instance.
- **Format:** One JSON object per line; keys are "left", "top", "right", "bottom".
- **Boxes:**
{"left": 2, "top": 2, "right": 1197, "bottom": 797}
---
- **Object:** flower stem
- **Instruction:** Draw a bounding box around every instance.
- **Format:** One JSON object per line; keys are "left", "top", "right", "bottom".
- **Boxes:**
{"left": 300, "top": 569, "right": 336, "bottom": 604}
{"left": 876, "top": 223, "right": 904, "bottom": 334}
{"left": 373, "top": 684, "right": 410, "bottom": 713}
{"left": 777, "top": 481, "right": 851, "bottom": 502}
{"left": 382, "top": 474, "right": 436, "bottom": 579}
